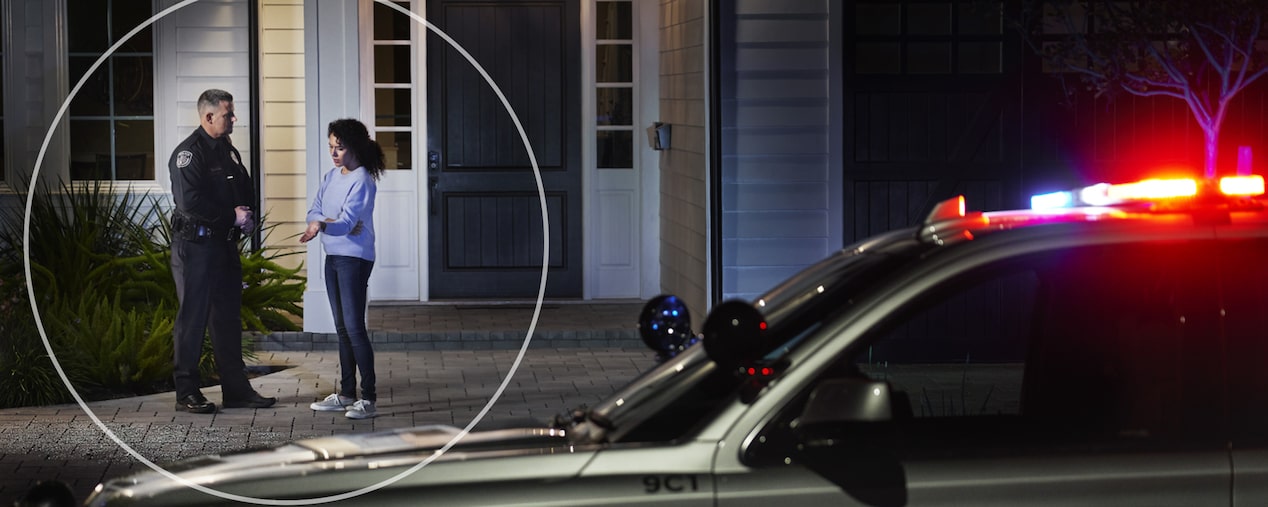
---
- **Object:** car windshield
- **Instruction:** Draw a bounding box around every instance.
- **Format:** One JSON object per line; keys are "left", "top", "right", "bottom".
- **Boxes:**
{"left": 584, "top": 229, "right": 923, "bottom": 444}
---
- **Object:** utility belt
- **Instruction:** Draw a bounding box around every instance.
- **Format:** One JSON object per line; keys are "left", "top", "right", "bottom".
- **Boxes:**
{"left": 171, "top": 209, "right": 241, "bottom": 242}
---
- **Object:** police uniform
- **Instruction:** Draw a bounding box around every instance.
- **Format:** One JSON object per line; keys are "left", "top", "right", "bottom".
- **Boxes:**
{"left": 168, "top": 127, "right": 260, "bottom": 408}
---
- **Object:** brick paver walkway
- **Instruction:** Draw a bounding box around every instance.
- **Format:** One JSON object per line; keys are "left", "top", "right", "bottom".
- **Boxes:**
{"left": 0, "top": 301, "right": 659, "bottom": 505}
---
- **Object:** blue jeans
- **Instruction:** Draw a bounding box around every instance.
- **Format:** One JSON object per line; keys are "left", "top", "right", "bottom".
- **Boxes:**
{"left": 325, "top": 255, "right": 376, "bottom": 402}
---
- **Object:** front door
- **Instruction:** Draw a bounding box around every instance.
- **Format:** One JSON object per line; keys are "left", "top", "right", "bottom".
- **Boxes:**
{"left": 426, "top": 0, "right": 582, "bottom": 298}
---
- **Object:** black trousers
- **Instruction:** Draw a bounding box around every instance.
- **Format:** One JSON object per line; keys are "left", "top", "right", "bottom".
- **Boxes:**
{"left": 170, "top": 237, "right": 253, "bottom": 400}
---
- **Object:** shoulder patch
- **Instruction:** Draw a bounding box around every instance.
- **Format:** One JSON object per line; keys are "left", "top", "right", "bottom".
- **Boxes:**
{"left": 176, "top": 151, "right": 193, "bottom": 168}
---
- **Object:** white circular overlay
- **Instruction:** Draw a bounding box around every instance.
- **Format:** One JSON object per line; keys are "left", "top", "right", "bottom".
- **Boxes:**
{"left": 23, "top": 0, "right": 550, "bottom": 504}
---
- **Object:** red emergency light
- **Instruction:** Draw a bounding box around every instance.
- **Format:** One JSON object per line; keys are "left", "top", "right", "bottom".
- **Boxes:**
{"left": 1031, "top": 175, "right": 1265, "bottom": 210}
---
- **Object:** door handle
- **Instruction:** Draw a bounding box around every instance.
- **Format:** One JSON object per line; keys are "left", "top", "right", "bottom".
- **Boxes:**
{"left": 429, "top": 176, "right": 439, "bottom": 216}
{"left": 428, "top": 151, "right": 441, "bottom": 216}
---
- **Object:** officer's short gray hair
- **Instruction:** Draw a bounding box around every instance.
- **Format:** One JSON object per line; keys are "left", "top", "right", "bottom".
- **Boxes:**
{"left": 197, "top": 89, "right": 234, "bottom": 113}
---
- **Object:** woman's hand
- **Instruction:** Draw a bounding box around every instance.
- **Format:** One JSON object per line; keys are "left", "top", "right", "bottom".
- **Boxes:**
{"left": 299, "top": 220, "right": 322, "bottom": 243}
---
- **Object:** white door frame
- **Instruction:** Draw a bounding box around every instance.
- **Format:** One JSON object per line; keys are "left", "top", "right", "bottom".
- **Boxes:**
{"left": 358, "top": 0, "right": 427, "bottom": 302}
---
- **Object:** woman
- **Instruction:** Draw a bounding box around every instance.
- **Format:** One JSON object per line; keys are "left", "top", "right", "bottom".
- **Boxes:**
{"left": 300, "top": 118, "right": 385, "bottom": 419}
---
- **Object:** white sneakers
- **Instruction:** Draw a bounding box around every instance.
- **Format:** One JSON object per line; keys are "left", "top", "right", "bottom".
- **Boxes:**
{"left": 345, "top": 400, "right": 377, "bottom": 419}
{"left": 310, "top": 393, "right": 354, "bottom": 412}
{"left": 311, "top": 393, "right": 377, "bottom": 419}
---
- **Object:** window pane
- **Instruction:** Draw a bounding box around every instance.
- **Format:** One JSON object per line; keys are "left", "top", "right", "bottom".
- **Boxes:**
{"left": 908, "top": 42, "right": 951, "bottom": 74}
{"left": 69, "top": 120, "right": 112, "bottom": 180}
{"left": 907, "top": 3, "right": 951, "bottom": 35}
{"left": 374, "top": 45, "right": 413, "bottom": 84}
{"left": 1219, "top": 239, "right": 1268, "bottom": 437}
{"left": 67, "top": 0, "right": 109, "bottom": 53}
{"left": 855, "top": 3, "right": 900, "bottom": 36}
{"left": 857, "top": 242, "right": 1221, "bottom": 440}
{"left": 113, "top": 56, "right": 154, "bottom": 116}
{"left": 861, "top": 271, "right": 1036, "bottom": 418}
{"left": 115, "top": 120, "right": 154, "bottom": 180}
{"left": 960, "top": 2, "right": 1003, "bottom": 35}
{"left": 596, "top": 1, "right": 632, "bottom": 40}
{"left": 596, "top": 44, "right": 632, "bottom": 83}
{"left": 597, "top": 130, "right": 633, "bottom": 169}
{"left": 112, "top": 1, "right": 153, "bottom": 52}
{"left": 67, "top": 0, "right": 155, "bottom": 181}
{"left": 375, "top": 89, "right": 412, "bottom": 127}
{"left": 70, "top": 57, "right": 110, "bottom": 116}
{"left": 596, "top": 87, "right": 632, "bottom": 126}
{"left": 854, "top": 43, "right": 901, "bottom": 74}
{"left": 378, "top": 130, "right": 413, "bottom": 170}
{"left": 959, "top": 42, "right": 1002, "bottom": 74}
{"left": 374, "top": 1, "right": 412, "bottom": 41}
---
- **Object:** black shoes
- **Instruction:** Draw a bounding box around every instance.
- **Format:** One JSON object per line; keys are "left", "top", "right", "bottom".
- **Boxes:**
{"left": 176, "top": 394, "right": 216, "bottom": 414}
{"left": 176, "top": 392, "right": 275, "bottom": 412}
{"left": 223, "top": 392, "right": 277, "bottom": 409}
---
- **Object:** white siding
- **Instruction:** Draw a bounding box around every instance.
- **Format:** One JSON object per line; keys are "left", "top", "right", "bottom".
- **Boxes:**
{"left": 3, "top": 0, "right": 68, "bottom": 188}
{"left": 154, "top": 0, "right": 253, "bottom": 195}
{"left": 719, "top": 0, "right": 842, "bottom": 301}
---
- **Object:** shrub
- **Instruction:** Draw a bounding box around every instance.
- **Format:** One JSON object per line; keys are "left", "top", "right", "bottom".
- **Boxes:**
{"left": 0, "top": 179, "right": 306, "bottom": 407}
{"left": 0, "top": 268, "right": 75, "bottom": 407}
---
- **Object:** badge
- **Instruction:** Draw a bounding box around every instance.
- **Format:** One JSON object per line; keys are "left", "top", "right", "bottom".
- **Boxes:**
{"left": 176, "top": 150, "right": 193, "bottom": 168}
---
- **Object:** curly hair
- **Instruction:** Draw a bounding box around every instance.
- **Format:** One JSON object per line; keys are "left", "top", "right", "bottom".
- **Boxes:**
{"left": 327, "top": 118, "right": 387, "bottom": 180}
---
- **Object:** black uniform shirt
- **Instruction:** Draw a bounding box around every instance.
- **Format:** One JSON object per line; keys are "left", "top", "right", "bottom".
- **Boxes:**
{"left": 168, "top": 127, "right": 254, "bottom": 228}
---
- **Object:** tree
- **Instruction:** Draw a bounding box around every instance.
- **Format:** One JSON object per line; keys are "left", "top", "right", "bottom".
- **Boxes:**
{"left": 1018, "top": 0, "right": 1268, "bottom": 177}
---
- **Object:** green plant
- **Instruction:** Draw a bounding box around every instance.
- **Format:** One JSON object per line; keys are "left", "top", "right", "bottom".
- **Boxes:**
{"left": 240, "top": 223, "right": 306, "bottom": 333}
{"left": 45, "top": 288, "right": 175, "bottom": 394}
{"left": 0, "top": 268, "right": 76, "bottom": 407}
{"left": 0, "top": 177, "right": 306, "bottom": 407}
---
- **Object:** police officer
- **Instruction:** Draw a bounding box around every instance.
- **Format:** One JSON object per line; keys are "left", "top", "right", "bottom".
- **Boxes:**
{"left": 168, "top": 89, "right": 276, "bottom": 413}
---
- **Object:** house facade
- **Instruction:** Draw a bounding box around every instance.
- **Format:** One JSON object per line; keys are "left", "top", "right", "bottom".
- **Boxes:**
{"left": 4, "top": 0, "right": 1261, "bottom": 333}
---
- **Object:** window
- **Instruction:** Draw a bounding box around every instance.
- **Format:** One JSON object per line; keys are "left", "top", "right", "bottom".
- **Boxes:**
{"left": 369, "top": 0, "right": 416, "bottom": 170}
{"left": 1218, "top": 238, "right": 1268, "bottom": 440}
{"left": 67, "top": 0, "right": 155, "bottom": 181}
{"left": 595, "top": 0, "right": 634, "bottom": 169}
{"left": 747, "top": 241, "right": 1227, "bottom": 468}
{"left": 852, "top": 1, "right": 1004, "bottom": 75}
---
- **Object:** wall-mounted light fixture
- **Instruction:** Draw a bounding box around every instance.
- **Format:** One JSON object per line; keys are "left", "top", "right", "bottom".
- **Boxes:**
{"left": 647, "top": 122, "right": 671, "bottom": 150}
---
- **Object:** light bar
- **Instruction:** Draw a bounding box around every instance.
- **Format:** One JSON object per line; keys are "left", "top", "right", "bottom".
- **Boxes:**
{"left": 1220, "top": 175, "right": 1265, "bottom": 196}
{"left": 1107, "top": 178, "right": 1198, "bottom": 201}
{"left": 1030, "top": 174, "right": 1265, "bottom": 210}
{"left": 1030, "top": 190, "right": 1072, "bottom": 210}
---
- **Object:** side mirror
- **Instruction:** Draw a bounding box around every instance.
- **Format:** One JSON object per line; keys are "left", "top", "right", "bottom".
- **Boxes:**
{"left": 638, "top": 295, "right": 696, "bottom": 360}
{"left": 797, "top": 377, "right": 893, "bottom": 433}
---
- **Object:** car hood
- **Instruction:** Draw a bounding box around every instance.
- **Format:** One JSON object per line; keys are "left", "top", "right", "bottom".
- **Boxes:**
{"left": 88, "top": 424, "right": 597, "bottom": 505}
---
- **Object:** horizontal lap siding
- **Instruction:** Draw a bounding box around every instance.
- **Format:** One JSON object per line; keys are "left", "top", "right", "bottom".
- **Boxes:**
{"left": 721, "top": 0, "right": 833, "bottom": 303}
{"left": 261, "top": 0, "right": 306, "bottom": 271}
{"left": 158, "top": 0, "right": 253, "bottom": 172}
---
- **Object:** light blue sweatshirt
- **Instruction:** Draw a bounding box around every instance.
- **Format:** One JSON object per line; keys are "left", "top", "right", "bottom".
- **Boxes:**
{"left": 306, "top": 166, "right": 376, "bottom": 261}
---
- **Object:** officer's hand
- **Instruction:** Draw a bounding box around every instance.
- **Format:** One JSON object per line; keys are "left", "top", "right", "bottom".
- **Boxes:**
{"left": 235, "top": 206, "right": 256, "bottom": 234}
{"left": 300, "top": 220, "right": 321, "bottom": 243}
{"left": 234, "top": 206, "right": 252, "bottom": 226}
{"left": 350, "top": 220, "right": 364, "bottom": 236}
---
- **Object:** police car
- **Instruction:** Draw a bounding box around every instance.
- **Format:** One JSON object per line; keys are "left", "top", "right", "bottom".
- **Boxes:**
{"left": 86, "top": 174, "right": 1268, "bottom": 505}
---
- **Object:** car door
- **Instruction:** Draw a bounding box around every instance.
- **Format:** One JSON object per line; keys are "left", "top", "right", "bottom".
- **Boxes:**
{"left": 1217, "top": 237, "right": 1268, "bottom": 506}
{"left": 718, "top": 240, "right": 1231, "bottom": 506}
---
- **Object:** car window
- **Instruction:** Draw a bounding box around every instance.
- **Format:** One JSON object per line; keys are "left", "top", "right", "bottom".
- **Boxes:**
{"left": 746, "top": 240, "right": 1227, "bottom": 465}
{"left": 1216, "top": 237, "right": 1268, "bottom": 441}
